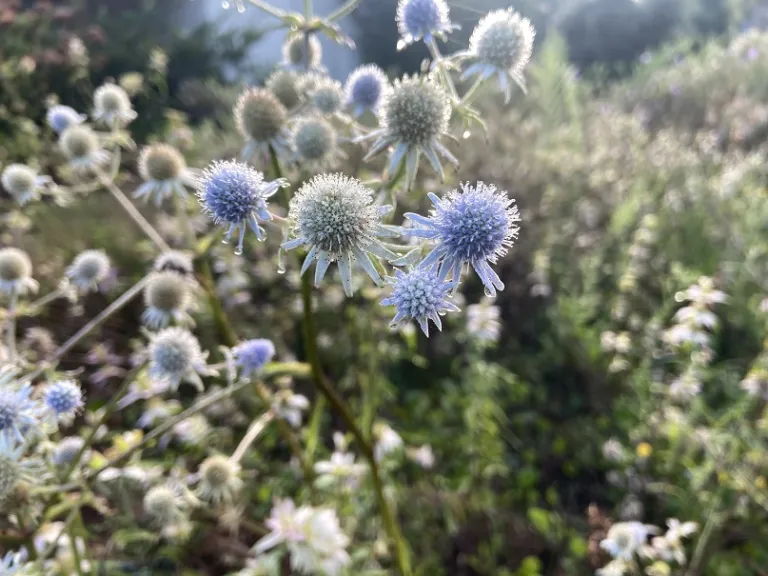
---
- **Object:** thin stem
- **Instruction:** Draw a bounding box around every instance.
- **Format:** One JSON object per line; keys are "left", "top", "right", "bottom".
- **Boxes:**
{"left": 327, "top": 0, "right": 361, "bottom": 22}
{"left": 24, "top": 287, "right": 65, "bottom": 314}
{"left": 304, "top": 0, "right": 312, "bottom": 19}
{"left": 427, "top": 37, "right": 458, "bottom": 100}
{"left": 269, "top": 146, "right": 292, "bottom": 209}
{"left": 231, "top": 410, "right": 275, "bottom": 463}
{"left": 20, "top": 275, "right": 152, "bottom": 384}
{"left": 5, "top": 292, "right": 17, "bottom": 362}
{"left": 69, "top": 515, "right": 87, "bottom": 576}
{"left": 95, "top": 170, "right": 170, "bottom": 252}
{"left": 38, "top": 500, "right": 83, "bottom": 565}
{"left": 246, "top": 0, "right": 288, "bottom": 19}
{"left": 370, "top": 456, "right": 412, "bottom": 575}
{"left": 461, "top": 75, "right": 486, "bottom": 107}
{"left": 686, "top": 491, "right": 722, "bottom": 576}
{"left": 196, "top": 257, "right": 238, "bottom": 349}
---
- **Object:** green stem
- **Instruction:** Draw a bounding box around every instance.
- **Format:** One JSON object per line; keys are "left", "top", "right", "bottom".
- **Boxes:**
{"left": 69, "top": 514, "right": 87, "bottom": 576}
{"left": 37, "top": 500, "right": 84, "bottom": 566}
{"left": 427, "top": 37, "right": 458, "bottom": 100}
{"left": 231, "top": 410, "right": 275, "bottom": 463}
{"left": 246, "top": 0, "right": 287, "bottom": 19}
{"left": 196, "top": 257, "right": 238, "bottom": 349}
{"left": 327, "top": 0, "right": 361, "bottom": 22}
{"left": 5, "top": 292, "right": 17, "bottom": 363}
{"left": 461, "top": 76, "right": 486, "bottom": 107}
{"left": 304, "top": 0, "right": 312, "bottom": 19}
{"left": 24, "top": 287, "right": 65, "bottom": 315}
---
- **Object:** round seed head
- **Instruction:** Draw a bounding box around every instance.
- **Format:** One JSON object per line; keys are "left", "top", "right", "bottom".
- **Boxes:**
{"left": 235, "top": 88, "right": 287, "bottom": 142}
{"left": 153, "top": 251, "right": 194, "bottom": 277}
{"left": 310, "top": 78, "right": 344, "bottom": 115}
{"left": 283, "top": 34, "right": 322, "bottom": 69}
{"left": 67, "top": 250, "right": 110, "bottom": 291}
{"left": 145, "top": 272, "right": 190, "bottom": 313}
{"left": 266, "top": 70, "right": 302, "bottom": 110}
{"left": 139, "top": 144, "right": 186, "bottom": 182}
{"left": 293, "top": 117, "right": 337, "bottom": 164}
{"left": 0, "top": 248, "right": 32, "bottom": 283}
{"left": 53, "top": 436, "right": 86, "bottom": 467}
{"left": 0, "top": 454, "right": 20, "bottom": 500}
{"left": 397, "top": 0, "right": 453, "bottom": 43}
{"left": 197, "top": 160, "right": 271, "bottom": 226}
{"left": 383, "top": 267, "right": 457, "bottom": 336}
{"left": 43, "top": 380, "right": 84, "bottom": 419}
{"left": 60, "top": 125, "right": 99, "bottom": 160}
{"left": 470, "top": 9, "right": 535, "bottom": 73}
{"left": 384, "top": 76, "right": 450, "bottom": 146}
{"left": 46, "top": 105, "right": 85, "bottom": 134}
{"left": 201, "top": 455, "right": 235, "bottom": 488}
{"left": 1, "top": 164, "right": 36, "bottom": 199}
{"left": 143, "top": 485, "right": 183, "bottom": 525}
{"left": 149, "top": 327, "right": 204, "bottom": 383}
{"left": 289, "top": 174, "right": 378, "bottom": 256}
{"left": 345, "top": 65, "right": 389, "bottom": 113}
{"left": 233, "top": 338, "right": 275, "bottom": 375}
{"left": 94, "top": 84, "right": 132, "bottom": 115}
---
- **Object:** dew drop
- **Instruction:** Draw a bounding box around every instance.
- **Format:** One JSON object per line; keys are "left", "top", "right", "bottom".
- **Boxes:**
{"left": 462, "top": 130, "right": 471, "bottom": 139}
{"left": 222, "top": 0, "right": 230, "bottom": 8}
{"left": 483, "top": 286, "right": 495, "bottom": 297}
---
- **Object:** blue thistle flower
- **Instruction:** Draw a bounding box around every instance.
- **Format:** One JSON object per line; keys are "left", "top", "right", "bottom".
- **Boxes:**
{"left": 396, "top": 0, "right": 459, "bottom": 50}
{"left": 380, "top": 267, "right": 460, "bottom": 336}
{"left": 0, "top": 434, "right": 42, "bottom": 501}
{"left": 233, "top": 339, "right": 276, "bottom": 377}
{"left": 153, "top": 250, "right": 195, "bottom": 277}
{"left": 142, "top": 271, "right": 194, "bottom": 329}
{"left": 66, "top": 250, "right": 111, "bottom": 293}
{"left": 196, "top": 160, "right": 288, "bottom": 255}
{"left": 59, "top": 125, "right": 110, "bottom": 174}
{"left": 0, "top": 368, "right": 40, "bottom": 443}
{"left": 42, "top": 379, "right": 84, "bottom": 420}
{"left": 92, "top": 84, "right": 137, "bottom": 127}
{"left": 266, "top": 69, "right": 302, "bottom": 110}
{"left": 292, "top": 116, "right": 342, "bottom": 169}
{"left": 282, "top": 173, "right": 401, "bottom": 296}
{"left": 282, "top": 34, "right": 323, "bottom": 71}
{"left": 1, "top": 164, "right": 53, "bottom": 206}
{"left": 234, "top": 88, "right": 291, "bottom": 163}
{"left": 135, "top": 144, "right": 198, "bottom": 206}
{"left": 404, "top": 182, "right": 521, "bottom": 297}
{"left": 0, "top": 550, "right": 23, "bottom": 575}
{"left": 46, "top": 105, "right": 86, "bottom": 134}
{"left": 345, "top": 65, "right": 390, "bottom": 117}
{"left": 309, "top": 77, "right": 345, "bottom": 116}
{"left": 148, "top": 327, "right": 211, "bottom": 392}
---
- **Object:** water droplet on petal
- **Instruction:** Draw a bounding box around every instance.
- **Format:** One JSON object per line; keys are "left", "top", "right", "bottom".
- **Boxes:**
{"left": 462, "top": 130, "right": 471, "bottom": 139}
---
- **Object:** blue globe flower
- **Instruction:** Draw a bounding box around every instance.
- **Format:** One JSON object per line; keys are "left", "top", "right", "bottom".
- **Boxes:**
{"left": 233, "top": 339, "right": 276, "bottom": 377}
{"left": 345, "top": 65, "right": 390, "bottom": 117}
{"left": 46, "top": 105, "right": 86, "bottom": 134}
{"left": 396, "top": 0, "right": 458, "bottom": 49}
{"left": 381, "top": 267, "right": 460, "bottom": 337}
{"left": 196, "top": 160, "right": 288, "bottom": 255}
{"left": 0, "top": 368, "right": 40, "bottom": 442}
{"left": 43, "top": 380, "right": 84, "bottom": 420}
{"left": 404, "top": 182, "right": 521, "bottom": 297}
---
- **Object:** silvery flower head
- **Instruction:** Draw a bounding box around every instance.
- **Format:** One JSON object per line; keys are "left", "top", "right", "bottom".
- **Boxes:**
{"left": 92, "top": 83, "right": 137, "bottom": 127}
{"left": 148, "top": 327, "right": 210, "bottom": 392}
{"left": 460, "top": 8, "right": 535, "bottom": 102}
{"left": 135, "top": 144, "right": 197, "bottom": 206}
{"left": 42, "top": 380, "right": 84, "bottom": 421}
{"left": 0, "top": 550, "right": 24, "bottom": 575}
{"left": 282, "top": 34, "right": 323, "bottom": 70}
{"left": 0, "top": 436, "right": 25, "bottom": 501}
{"left": 741, "top": 369, "right": 768, "bottom": 400}
{"left": 405, "top": 182, "right": 521, "bottom": 297}
{"left": 381, "top": 266, "right": 460, "bottom": 336}
{"left": 59, "top": 125, "right": 109, "bottom": 173}
{"left": 235, "top": 88, "right": 291, "bottom": 163}
{"left": 0, "top": 247, "right": 39, "bottom": 297}
{"left": 46, "top": 105, "right": 86, "bottom": 134}
{"left": 283, "top": 173, "right": 401, "bottom": 296}
{"left": 66, "top": 250, "right": 110, "bottom": 292}
{"left": 142, "top": 271, "right": 194, "bottom": 329}
{"left": 233, "top": 338, "right": 276, "bottom": 377}
{"left": 196, "top": 160, "right": 288, "bottom": 255}
{"left": 600, "top": 522, "right": 658, "bottom": 561}
{"left": 344, "top": 64, "right": 390, "bottom": 117}
{"left": 1, "top": 164, "right": 53, "bottom": 206}
{"left": 396, "top": 0, "right": 459, "bottom": 50}
{"left": 373, "top": 422, "right": 403, "bottom": 461}
{"left": 52, "top": 436, "right": 86, "bottom": 467}
{"left": 309, "top": 77, "right": 345, "bottom": 116}
{"left": 143, "top": 482, "right": 190, "bottom": 526}
{"left": 292, "top": 116, "right": 342, "bottom": 169}
{"left": 0, "top": 368, "right": 40, "bottom": 442}
{"left": 266, "top": 69, "right": 302, "bottom": 110}
{"left": 359, "top": 75, "right": 456, "bottom": 189}
{"left": 197, "top": 454, "right": 243, "bottom": 504}
{"left": 154, "top": 250, "right": 195, "bottom": 278}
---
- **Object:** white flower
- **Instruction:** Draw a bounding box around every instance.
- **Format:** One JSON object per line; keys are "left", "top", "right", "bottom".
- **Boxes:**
{"left": 272, "top": 389, "right": 310, "bottom": 428}
{"left": 467, "top": 299, "right": 501, "bottom": 343}
{"left": 373, "top": 422, "right": 403, "bottom": 461}
{"left": 596, "top": 559, "right": 631, "bottom": 576}
{"left": 600, "top": 521, "right": 658, "bottom": 561}
{"left": 314, "top": 450, "right": 367, "bottom": 489}
{"left": 664, "top": 518, "right": 698, "bottom": 544}
{"left": 681, "top": 277, "right": 727, "bottom": 306}
{"left": 407, "top": 444, "right": 435, "bottom": 469}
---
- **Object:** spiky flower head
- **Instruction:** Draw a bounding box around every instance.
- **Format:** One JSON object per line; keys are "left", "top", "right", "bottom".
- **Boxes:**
{"left": 266, "top": 69, "right": 302, "bottom": 110}
{"left": 345, "top": 64, "right": 390, "bottom": 117}
{"left": 0, "top": 437, "right": 23, "bottom": 501}
{"left": 283, "top": 174, "right": 400, "bottom": 296}
{"left": 0, "top": 247, "right": 38, "bottom": 297}
{"left": 148, "top": 327, "right": 209, "bottom": 391}
{"left": 60, "top": 125, "right": 109, "bottom": 173}
{"left": 0, "top": 368, "right": 40, "bottom": 442}
{"left": 233, "top": 339, "right": 275, "bottom": 377}
{"left": 396, "top": 0, "right": 458, "bottom": 49}
{"left": 359, "top": 75, "right": 456, "bottom": 189}
{"left": 142, "top": 271, "right": 194, "bottom": 329}
{"left": 283, "top": 34, "right": 323, "bottom": 70}
{"left": 381, "top": 267, "right": 459, "bottom": 336}
{"left": 309, "top": 77, "right": 344, "bottom": 116}
{"left": 292, "top": 116, "right": 340, "bottom": 168}
{"left": 196, "top": 160, "right": 288, "bottom": 255}
{"left": 197, "top": 454, "right": 243, "bottom": 504}
{"left": 92, "top": 83, "right": 137, "bottom": 127}
{"left": 143, "top": 483, "right": 188, "bottom": 526}
{"left": 46, "top": 105, "right": 86, "bottom": 134}
{"left": 461, "top": 8, "right": 535, "bottom": 102}
{"left": 405, "top": 183, "right": 520, "bottom": 297}
{"left": 234, "top": 88, "right": 291, "bottom": 162}
{"left": 135, "top": 144, "right": 195, "bottom": 206}
{"left": 42, "top": 380, "right": 84, "bottom": 421}
{"left": 154, "top": 250, "right": 195, "bottom": 278}
{"left": 1, "top": 164, "right": 53, "bottom": 206}
{"left": 53, "top": 436, "right": 86, "bottom": 467}
{"left": 66, "top": 250, "right": 110, "bottom": 292}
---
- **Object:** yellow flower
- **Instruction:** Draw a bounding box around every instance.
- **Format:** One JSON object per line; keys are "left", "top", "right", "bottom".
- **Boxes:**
{"left": 636, "top": 442, "right": 653, "bottom": 458}
{"left": 756, "top": 476, "right": 767, "bottom": 490}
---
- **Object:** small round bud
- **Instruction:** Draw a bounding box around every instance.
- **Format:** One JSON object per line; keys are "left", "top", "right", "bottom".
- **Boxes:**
{"left": 233, "top": 339, "right": 275, "bottom": 376}
{"left": 266, "top": 70, "right": 301, "bottom": 110}
{"left": 396, "top": 0, "right": 456, "bottom": 47}
{"left": 235, "top": 88, "right": 287, "bottom": 143}
{"left": 66, "top": 250, "right": 110, "bottom": 292}
{"left": 144, "top": 484, "right": 185, "bottom": 525}
{"left": 293, "top": 117, "right": 337, "bottom": 165}
{"left": 470, "top": 9, "right": 534, "bottom": 74}
{"left": 139, "top": 144, "right": 186, "bottom": 182}
{"left": 142, "top": 271, "right": 193, "bottom": 329}
{"left": 60, "top": 125, "right": 99, "bottom": 160}
{"left": 43, "top": 380, "right": 84, "bottom": 420}
{"left": 345, "top": 65, "right": 390, "bottom": 116}
{"left": 0, "top": 382, "right": 39, "bottom": 443}
{"left": 0, "top": 247, "right": 37, "bottom": 297}
{"left": 385, "top": 76, "right": 450, "bottom": 146}
{"left": 1, "top": 164, "right": 37, "bottom": 204}
{"left": 148, "top": 327, "right": 207, "bottom": 391}
{"left": 93, "top": 83, "right": 136, "bottom": 126}
{"left": 283, "top": 34, "right": 322, "bottom": 69}
{"left": 153, "top": 251, "right": 194, "bottom": 277}
{"left": 198, "top": 454, "right": 242, "bottom": 504}
{"left": 309, "top": 77, "right": 344, "bottom": 115}
{"left": 46, "top": 105, "right": 85, "bottom": 134}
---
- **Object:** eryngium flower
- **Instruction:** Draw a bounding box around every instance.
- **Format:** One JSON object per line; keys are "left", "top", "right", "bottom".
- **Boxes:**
{"left": 142, "top": 271, "right": 194, "bottom": 329}
{"left": 235, "top": 88, "right": 291, "bottom": 162}
{"left": 42, "top": 380, "right": 84, "bottom": 420}
{"left": 154, "top": 250, "right": 195, "bottom": 278}
{"left": 380, "top": 267, "right": 459, "bottom": 336}
{"left": 460, "top": 8, "right": 535, "bottom": 102}
{"left": 1, "top": 164, "right": 53, "bottom": 205}
{"left": 92, "top": 83, "right": 137, "bottom": 127}
{"left": 404, "top": 182, "right": 521, "bottom": 297}
{"left": 309, "top": 77, "right": 344, "bottom": 116}
{"left": 0, "top": 368, "right": 39, "bottom": 442}
{"left": 292, "top": 116, "right": 340, "bottom": 169}
{"left": 396, "top": 0, "right": 458, "bottom": 49}
{"left": 283, "top": 34, "right": 323, "bottom": 70}
{"left": 283, "top": 174, "right": 400, "bottom": 296}
{"left": 135, "top": 144, "right": 197, "bottom": 206}
{"left": 344, "top": 64, "right": 390, "bottom": 117}
{"left": 359, "top": 75, "right": 456, "bottom": 189}
{"left": 233, "top": 339, "right": 276, "bottom": 376}
{"left": 66, "top": 250, "right": 110, "bottom": 292}
{"left": 0, "top": 247, "right": 39, "bottom": 297}
{"left": 196, "top": 160, "right": 288, "bottom": 255}
{"left": 197, "top": 454, "right": 243, "bottom": 504}
{"left": 266, "top": 69, "right": 302, "bottom": 110}
{"left": 46, "top": 105, "right": 86, "bottom": 134}
{"left": 60, "top": 125, "right": 109, "bottom": 173}
{"left": 53, "top": 436, "right": 86, "bottom": 467}
{"left": 148, "top": 327, "right": 209, "bottom": 391}
{"left": 143, "top": 483, "right": 189, "bottom": 526}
